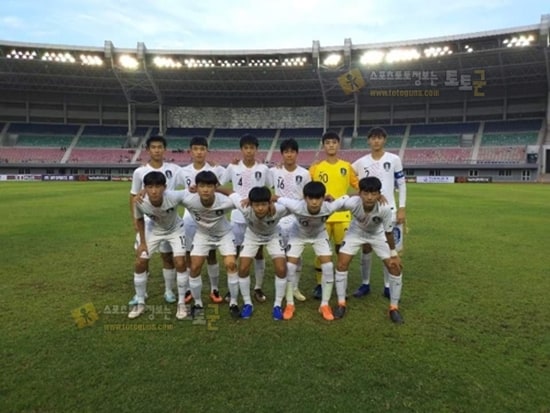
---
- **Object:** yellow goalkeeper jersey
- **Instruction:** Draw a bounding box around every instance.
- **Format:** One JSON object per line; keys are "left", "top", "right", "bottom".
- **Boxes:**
{"left": 309, "top": 158, "right": 359, "bottom": 223}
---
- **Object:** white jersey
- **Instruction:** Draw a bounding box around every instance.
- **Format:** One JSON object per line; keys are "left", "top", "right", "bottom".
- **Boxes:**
{"left": 134, "top": 190, "right": 185, "bottom": 236}
{"left": 352, "top": 152, "right": 406, "bottom": 211}
{"left": 176, "top": 162, "right": 225, "bottom": 189}
{"left": 220, "top": 161, "right": 273, "bottom": 223}
{"left": 342, "top": 196, "right": 394, "bottom": 235}
{"left": 176, "top": 162, "right": 226, "bottom": 220}
{"left": 180, "top": 190, "right": 235, "bottom": 237}
{"left": 130, "top": 162, "right": 181, "bottom": 195}
{"left": 229, "top": 193, "right": 289, "bottom": 240}
{"left": 270, "top": 165, "right": 311, "bottom": 199}
{"left": 276, "top": 196, "right": 349, "bottom": 239}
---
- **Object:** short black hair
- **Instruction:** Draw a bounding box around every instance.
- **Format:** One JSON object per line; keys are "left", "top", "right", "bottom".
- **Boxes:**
{"left": 189, "top": 136, "right": 208, "bottom": 148}
{"left": 143, "top": 171, "right": 167, "bottom": 186}
{"left": 240, "top": 134, "right": 259, "bottom": 148}
{"left": 195, "top": 170, "right": 218, "bottom": 186}
{"left": 321, "top": 130, "right": 340, "bottom": 143}
{"left": 303, "top": 181, "right": 326, "bottom": 199}
{"left": 367, "top": 127, "right": 388, "bottom": 139}
{"left": 359, "top": 177, "right": 382, "bottom": 192}
{"left": 280, "top": 138, "right": 299, "bottom": 153}
{"left": 146, "top": 135, "right": 167, "bottom": 148}
{"left": 248, "top": 186, "right": 271, "bottom": 203}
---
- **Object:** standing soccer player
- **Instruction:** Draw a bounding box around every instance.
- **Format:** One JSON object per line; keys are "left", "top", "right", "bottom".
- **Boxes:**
{"left": 351, "top": 127, "right": 406, "bottom": 299}
{"left": 309, "top": 131, "right": 358, "bottom": 299}
{"left": 129, "top": 135, "right": 181, "bottom": 306}
{"left": 129, "top": 171, "right": 190, "bottom": 320}
{"left": 274, "top": 181, "right": 349, "bottom": 321}
{"left": 220, "top": 134, "right": 273, "bottom": 302}
{"left": 334, "top": 177, "right": 404, "bottom": 323}
{"left": 176, "top": 136, "right": 226, "bottom": 304}
{"left": 269, "top": 138, "right": 311, "bottom": 301}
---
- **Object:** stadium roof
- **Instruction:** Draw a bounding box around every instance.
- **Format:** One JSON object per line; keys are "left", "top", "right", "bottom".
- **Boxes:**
{"left": 0, "top": 14, "right": 549, "bottom": 108}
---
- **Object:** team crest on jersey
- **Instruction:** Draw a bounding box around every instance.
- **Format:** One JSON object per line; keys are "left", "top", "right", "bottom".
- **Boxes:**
{"left": 255, "top": 171, "right": 262, "bottom": 180}
{"left": 296, "top": 176, "right": 303, "bottom": 184}
{"left": 383, "top": 162, "right": 391, "bottom": 172}
{"left": 373, "top": 216, "right": 382, "bottom": 224}
{"left": 340, "top": 168, "right": 347, "bottom": 176}
{"left": 165, "top": 170, "right": 173, "bottom": 178}
{"left": 215, "top": 210, "right": 224, "bottom": 216}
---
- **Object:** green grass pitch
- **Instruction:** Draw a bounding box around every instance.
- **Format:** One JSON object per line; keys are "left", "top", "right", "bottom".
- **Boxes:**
{"left": 1, "top": 181, "right": 549, "bottom": 412}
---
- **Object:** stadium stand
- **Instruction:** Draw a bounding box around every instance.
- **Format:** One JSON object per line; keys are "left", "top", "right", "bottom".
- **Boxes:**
{"left": 1, "top": 147, "right": 66, "bottom": 163}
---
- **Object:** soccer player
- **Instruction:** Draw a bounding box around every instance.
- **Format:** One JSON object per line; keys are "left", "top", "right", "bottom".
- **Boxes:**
{"left": 129, "top": 135, "right": 181, "bottom": 306}
{"left": 274, "top": 181, "right": 349, "bottom": 321}
{"left": 309, "top": 131, "right": 358, "bottom": 299}
{"left": 269, "top": 138, "right": 311, "bottom": 301}
{"left": 220, "top": 134, "right": 273, "bottom": 302}
{"left": 335, "top": 177, "right": 404, "bottom": 323}
{"left": 128, "top": 171, "right": 190, "bottom": 320}
{"left": 179, "top": 170, "right": 239, "bottom": 319}
{"left": 175, "top": 136, "right": 226, "bottom": 304}
{"left": 351, "top": 127, "right": 406, "bottom": 299}
{"left": 223, "top": 186, "right": 290, "bottom": 320}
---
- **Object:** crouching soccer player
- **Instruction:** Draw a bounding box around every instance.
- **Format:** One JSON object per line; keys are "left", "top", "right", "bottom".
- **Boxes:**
{"left": 223, "top": 186, "right": 290, "bottom": 320}
{"left": 179, "top": 171, "right": 239, "bottom": 319}
{"left": 274, "top": 181, "right": 349, "bottom": 321}
{"left": 335, "top": 177, "right": 404, "bottom": 323}
{"left": 129, "top": 171, "right": 190, "bottom": 320}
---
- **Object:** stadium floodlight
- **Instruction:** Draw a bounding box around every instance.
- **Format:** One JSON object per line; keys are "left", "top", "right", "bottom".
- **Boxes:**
{"left": 7, "top": 49, "right": 37, "bottom": 60}
{"left": 153, "top": 56, "right": 182, "bottom": 69}
{"left": 119, "top": 54, "right": 139, "bottom": 69}
{"left": 183, "top": 57, "right": 215, "bottom": 68}
{"left": 41, "top": 51, "right": 76, "bottom": 63}
{"left": 464, "top": 45, "right": 474, "bottom": 53}
{"left": 385, "top": 48, "right": 420, "bottom": 63}
{"left": 424, "top": 46, "right": 453, "bottom": 58}
{"left": 282, "top": 56, "right": 307, "bottom": 67}
{"left": 323, "top": 53, "right": 342, "bottom": 67}
{"left": 360, "top": 50, "right": 385, "bottom": 65}
{"left": 80, "top": 54, "right": 104, "bottom": 66}
{"left": 503, "top": 34, "right": 535, "bottom": 47}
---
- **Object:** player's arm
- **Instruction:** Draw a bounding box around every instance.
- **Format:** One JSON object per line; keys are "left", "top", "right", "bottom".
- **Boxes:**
{"left": 215, "top": 186, "right": 234, "bottom": 196}
{"left": 395, "top": 168, "right": 407, "bottom": 224}
{"left": 135, "top": 217, "right": 148, "bottom": 258}
{"left": 129, "top": 193, "right": 140, "bottom": 232}
{"left": 348, "top": 164, "right": 360, "bottom": 191}
{"left": 384, "top": 230, "right": 402, "bottom": 271}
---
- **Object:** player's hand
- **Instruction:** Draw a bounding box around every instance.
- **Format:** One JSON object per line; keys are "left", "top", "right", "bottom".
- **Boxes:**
{"left": 231, "top": 157, "right": 240, "bottom": 165}
{"left": 135, "top": 189, "right": 146, "bottom": 204}
{"left": 388, "top": 256, "right": 403, "bottom": 272}
{"left": 396, "top": 208, "right": 406, "bottom": 224}
{"left": 188, "top": 184, "right": 197, "bottom": 193}
{"left": 324, "top": 194, "right": 335, "bottom": 202}
{"left": 240, "top": 198, "right": 250, "bottom": 208}
{"left": 137, "top": 244, "right": 149, "bottom": 259}
{"left": 379, "top": 194, "right": 389, "bottom": 205}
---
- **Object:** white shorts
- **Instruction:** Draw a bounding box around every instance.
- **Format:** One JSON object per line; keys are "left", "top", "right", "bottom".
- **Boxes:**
{"left": 135, "top": 226, "right": 172, "bottom": 254}
{"left": 232, "top": 221, "right": 247, "bottom": 247}
{"left": 240, "top": 230, "right": 286, "bottom": 259}
{"left": 286, "top": 230, "right": 332, "bottom": 258}
{"left": 339, "top": 229, "right": 391, "bottom": 260}
{"left": 143, "top": 223, "right": 186, "bottom": 258}
{"left": 190, "top": 230, "right": 236, "bottom": 257}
